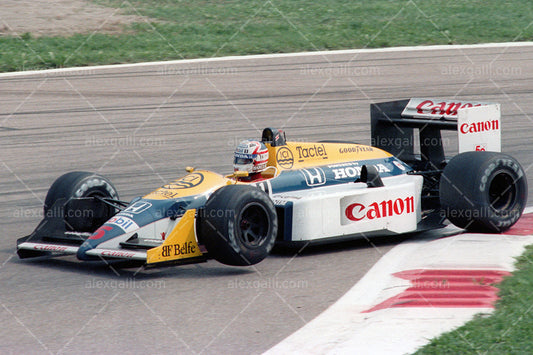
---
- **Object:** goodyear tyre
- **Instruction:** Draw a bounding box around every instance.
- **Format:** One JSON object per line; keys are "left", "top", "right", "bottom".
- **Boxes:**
{"left": 440, "top": 151, "right": 527, "bottom": 233}
{"left": 198, "top": 185, "right": 277, "bottom": 266}
{"left": 44, "top": 171, "right": 119, "bottom": 232}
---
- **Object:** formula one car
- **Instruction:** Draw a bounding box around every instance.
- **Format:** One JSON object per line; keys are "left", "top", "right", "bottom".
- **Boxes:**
{"left": 17, "top": 99, "right": 528, "bottom": 267}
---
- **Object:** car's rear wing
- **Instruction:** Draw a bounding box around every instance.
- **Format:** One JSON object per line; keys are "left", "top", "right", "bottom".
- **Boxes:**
{"left": 370, "top": 98, "right": 501, "bottom": 167}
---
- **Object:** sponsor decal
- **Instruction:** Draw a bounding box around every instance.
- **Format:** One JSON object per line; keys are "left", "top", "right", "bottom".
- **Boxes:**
{"left": 276, "top": 147, "right": 294, "bottom": 169}
{"left": 345, "top": 196, "right": 415, "bottom": 222}
{"left": 123, "top": 201, "right": 152, "bottom": 214}
{"left": 402, "top": 98, "right": 492, "bottom": 119}
{"left": 144, "top": 170, "right": 228, "bottom": 200}
{"left": 161, "top": 241, "right": 197, "bottom": 257}
{"left": 393, "top": 160, "right": 407, "bottom": 171}
{"left": 459, "top": 119, "right": 499, "bottom": 134}
{"left": 152, "top": 189, "right": 178, "bottom": 199}
{"left": 295, "top": 144, "right": 327, "bottom": 162}
{"left": 164, "top": 173, "right": 204, "bottom": 189}
{"left": 235, "top": 152, "right": 252, "bottom": 159}
{"left": 107, "top": 216, "right": 139, "bottom": 233}
{"left": 273, "top": 195, "right": 302, "bottom": 201}
{"left": 65, "top": 231, "right": 91, "bottom": 237}
{"left": 33, "top": 245, "right": 69, "bottom": 252}
{"left": 338, "top": 146, "right": 374, "bottom": 154}
{"left": 74, "top": 178, "right": 118, "bottom": 199}
{"left": 89, "top": 225, "right": 113, "bottom": 240}
{"left": 327, "top": 161, "right": 360, "bottom": 168}
{"left": 273, "top": 199, "right": 290, "bottom": 206}
{"left": 301, "top": 168, "right": 326, "bottom": 186}
{"left": 138, "top": 238, "right": 162, "bottom": 245}
{"left": 332, "top": 164, "right": 391, "bottom": 180}
{"left": 100, "top": 250, "right": 137, "bottom": 258}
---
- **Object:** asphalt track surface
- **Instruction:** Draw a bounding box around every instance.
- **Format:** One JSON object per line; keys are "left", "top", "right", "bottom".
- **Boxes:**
{"left": 1, "top": 44, "right": 532, "bottom": 354}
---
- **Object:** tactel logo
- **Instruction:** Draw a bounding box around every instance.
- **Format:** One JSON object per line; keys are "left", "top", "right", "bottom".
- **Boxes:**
{"left": 295, "top": 144, "right": 327, "bottom": 162}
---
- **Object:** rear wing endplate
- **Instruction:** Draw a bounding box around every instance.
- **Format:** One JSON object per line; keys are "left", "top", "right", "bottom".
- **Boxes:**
{"left": 370, "top": 98, "right": 501, "bottom": 167}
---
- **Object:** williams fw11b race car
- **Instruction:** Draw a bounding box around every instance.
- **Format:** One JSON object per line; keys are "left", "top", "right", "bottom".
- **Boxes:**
{"left": 17, "top": 99, "right": 528, "bottom": 267}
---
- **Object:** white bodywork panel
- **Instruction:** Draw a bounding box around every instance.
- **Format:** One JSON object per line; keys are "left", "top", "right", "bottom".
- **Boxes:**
{"left": 273, "top": 174, "right": 423, "bottom": 241}
{"left": 97, "top": 217, "right": 178, "bottom": 250}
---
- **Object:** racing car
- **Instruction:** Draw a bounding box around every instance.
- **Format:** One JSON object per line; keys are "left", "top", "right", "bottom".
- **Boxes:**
{"left": 16, "top": 98, "right": 528, "bottom": 267}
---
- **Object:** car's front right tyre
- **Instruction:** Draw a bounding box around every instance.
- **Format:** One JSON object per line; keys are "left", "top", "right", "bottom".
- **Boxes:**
{"left": 197, "top": 185, "right": 278, "bottom": 266}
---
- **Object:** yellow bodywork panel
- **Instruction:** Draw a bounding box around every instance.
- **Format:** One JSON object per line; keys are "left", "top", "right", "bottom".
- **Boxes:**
{"left": 266, "top": 141, "right": 392, "bottom": 171}
{"left": 146, "top": 209, "right": 203, "bottom": 264}
{"left": 143, "top": 170, "right": 231, "bottom": 200}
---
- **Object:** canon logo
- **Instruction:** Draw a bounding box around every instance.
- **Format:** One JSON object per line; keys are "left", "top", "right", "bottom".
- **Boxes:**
{"left": 416, "top": 100, "right": 484, "bottom": 117}
{"left": 460, "top": 119, "right": 499, "bottom": 134}
{"left": 345, "top": 196, "right": 415, "bottom": 221}
{"left": 100, "top": 250, "right": 136, "bottom": 258}
{"left": 33, "top": 245, "right": 68, "bottom": 252}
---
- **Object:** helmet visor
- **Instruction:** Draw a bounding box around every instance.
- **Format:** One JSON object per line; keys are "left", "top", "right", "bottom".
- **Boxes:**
{"left": 234, "top": 157, "right": 254, "bottom": 165}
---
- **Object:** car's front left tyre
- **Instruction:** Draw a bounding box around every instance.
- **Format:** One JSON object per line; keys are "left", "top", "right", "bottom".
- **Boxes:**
{"left": 44, "top": 171, "right": 119, "bottom": 232}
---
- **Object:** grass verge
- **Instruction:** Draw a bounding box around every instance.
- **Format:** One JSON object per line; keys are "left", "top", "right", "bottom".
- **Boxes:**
{"left": 415, "top": 244, "right": 533, "bottom": 354}
{"left": 1, "top": 0, "right": 533, "bottom": 72}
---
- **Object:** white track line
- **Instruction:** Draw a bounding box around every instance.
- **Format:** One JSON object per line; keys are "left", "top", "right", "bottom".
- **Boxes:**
{"left": 1, "top": 41, "right": 533, "bottom": 78}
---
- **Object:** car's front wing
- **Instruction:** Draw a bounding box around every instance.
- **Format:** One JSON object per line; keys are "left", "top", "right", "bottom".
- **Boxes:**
{"left": 17, "top": 209, "right": 207, "bottom": 266}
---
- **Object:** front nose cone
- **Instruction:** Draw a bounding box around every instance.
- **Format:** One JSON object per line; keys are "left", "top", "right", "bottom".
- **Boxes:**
{"left": 76, "top": 225, "right": 115, "bottom": 260}
{"left": 77, "top": 241, "right": 95, "bottom": 260}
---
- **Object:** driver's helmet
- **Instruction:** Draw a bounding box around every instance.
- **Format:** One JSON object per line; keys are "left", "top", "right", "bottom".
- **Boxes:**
{"left": 234, "top": 140, "right": 269, "bottom": 173}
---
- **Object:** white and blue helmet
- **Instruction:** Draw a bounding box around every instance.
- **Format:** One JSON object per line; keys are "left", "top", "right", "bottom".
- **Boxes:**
{"left": 234, "top": 140, "right": 269, "bottom": 173}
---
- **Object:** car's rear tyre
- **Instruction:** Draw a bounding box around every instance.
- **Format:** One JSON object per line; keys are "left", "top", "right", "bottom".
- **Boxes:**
{"left": 440, "top": 151, "right": 527, "bottom": 233}
{"left": 44, "top": 171, "right": 119, "bottom": 232}
{"left": 198, "top": 185, "right": 277, "bottom": 266}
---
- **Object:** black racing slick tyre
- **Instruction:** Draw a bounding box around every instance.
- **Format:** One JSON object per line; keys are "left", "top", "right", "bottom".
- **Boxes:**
{"left": 440, "top": 151, "right": 527, "bottom": 233}
{"left": 44, "top": 171, "right": 119, "bottom": 232}
{"left": 198, "top": 185, "right": 278, "bottom": 266}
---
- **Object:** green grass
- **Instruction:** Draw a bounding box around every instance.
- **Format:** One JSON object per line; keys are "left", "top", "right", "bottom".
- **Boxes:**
{"left": 416, "top": 244, "right": 533, "bottom": 354}
{"left": 1, "top": 0, "right": 533, "bottom": 72}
